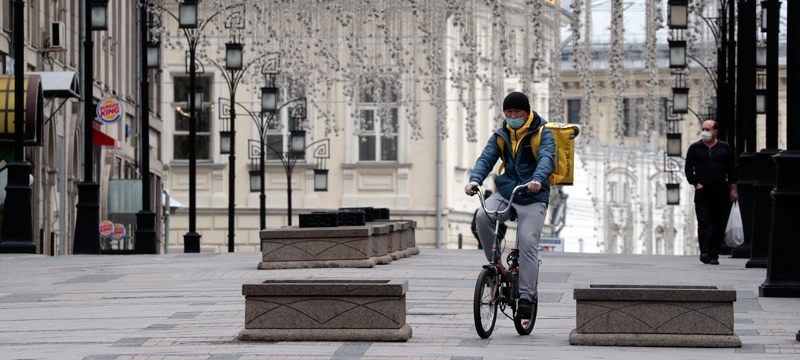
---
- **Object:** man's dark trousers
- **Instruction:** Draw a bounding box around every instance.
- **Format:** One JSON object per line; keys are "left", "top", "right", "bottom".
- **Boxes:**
{"left": 694, "top": 186, "right": 732, "bottom": 261}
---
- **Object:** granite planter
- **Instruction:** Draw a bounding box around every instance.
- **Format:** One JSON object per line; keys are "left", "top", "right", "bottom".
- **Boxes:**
{"left": 570, "top": 285, "right": 741, "bottom": 347}
{"left": 400, "top": 220, "right": 419, "bottom": 256}
{"left": 239, "top": 279, "right": 412, "bottom": 342}
{"left": 260, "top": 226, "right": 379, "bottom": 269}
{"left": 369, "top": 221, "right": 409, "bottom": 260}
{"left": 366, "top": 223, "right": 393, "bottom": 265}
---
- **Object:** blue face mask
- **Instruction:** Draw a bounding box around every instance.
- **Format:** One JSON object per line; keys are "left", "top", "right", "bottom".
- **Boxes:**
{"left": 506, "top": 117, "right": 526, "bottom": 129}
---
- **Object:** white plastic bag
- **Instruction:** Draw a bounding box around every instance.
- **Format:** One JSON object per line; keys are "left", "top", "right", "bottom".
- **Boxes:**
{"left": 725, "top": 202, "right": 744, "bottom": 248}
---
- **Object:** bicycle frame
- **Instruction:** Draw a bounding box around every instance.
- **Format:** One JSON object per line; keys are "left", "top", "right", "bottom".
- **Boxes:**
{"left": 474, "top": 184, "right": 528, "bottom": 268}
{"left": 471, "top": 183, "right": 538, "bottom": 337}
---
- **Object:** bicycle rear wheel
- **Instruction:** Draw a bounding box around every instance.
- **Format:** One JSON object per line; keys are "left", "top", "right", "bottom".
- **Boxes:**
{"left": 473, "top": 268, "right": 498, "bottom": 338}
{"left": 513, "top": 294, "right": 538, "bottom": 335}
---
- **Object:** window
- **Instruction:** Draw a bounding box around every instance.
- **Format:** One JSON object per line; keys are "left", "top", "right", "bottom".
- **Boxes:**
{"left": 623, "top": 98, "right": 644, "bottom": 137}
{"left": 357, "top": 80, "right": 399, "bottom": 162}
{"left": 264, "top": 86, "right": 306, "bottom": 162}
{"left": 264, "top": 111, "right": 285, "bottom": 161}
{"left": 1, "top": 0, "right": 9, "bottom": 32}
{"left": 657, "top": 97, "right": 668, "bottom": 135}
{"left": 607, "top": 179, "right": 630, "bottom": 205}
{"left": 567, "top": 99, "right": 581, "bottom": 124}
{"left": 173, "top": 76, "right": 212, "bottom": 160}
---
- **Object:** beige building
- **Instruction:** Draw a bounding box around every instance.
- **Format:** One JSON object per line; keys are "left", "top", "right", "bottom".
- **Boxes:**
{"left": 0, "top": 1, "right": 163, "bottom": 254}
{"left": 157, "top": 0, "right": 568, "bottom": 252}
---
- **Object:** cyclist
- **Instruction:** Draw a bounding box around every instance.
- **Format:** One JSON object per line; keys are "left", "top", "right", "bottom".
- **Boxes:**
{"left": 464, "top": 91, "right": 555, "bottom": 320}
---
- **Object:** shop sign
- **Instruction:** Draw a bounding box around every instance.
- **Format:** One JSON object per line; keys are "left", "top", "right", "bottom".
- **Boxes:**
{"left": 112, "top": 223, "right": 127, "bottom": 241}
{"left": 99, "top": 220, "right": 114, "bottom": 238}
{"left": 97, "top": 97, "right": 124, "bottom": 124}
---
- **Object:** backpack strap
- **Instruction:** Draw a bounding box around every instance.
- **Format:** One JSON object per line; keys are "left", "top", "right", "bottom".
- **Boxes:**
{"left": 530, "top": 126, "right": 543, "bottom": 162}
{"left": 496, "top": 135, "right": 506, "bottom": 175}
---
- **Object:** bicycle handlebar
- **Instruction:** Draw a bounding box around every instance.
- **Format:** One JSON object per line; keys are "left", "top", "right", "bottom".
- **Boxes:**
{"left": 471, "top": 184, "right": 528, "bottom": 219}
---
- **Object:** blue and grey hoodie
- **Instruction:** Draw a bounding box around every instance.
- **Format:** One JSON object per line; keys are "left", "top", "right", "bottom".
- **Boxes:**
{"left": 468, "top": 112, "right": 555, "bottom": 205}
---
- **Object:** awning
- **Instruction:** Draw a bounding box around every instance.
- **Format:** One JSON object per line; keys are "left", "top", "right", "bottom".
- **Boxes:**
{"left": 0, "top": 74, "right": 43, "bottom": 145}
{"left": 27, "top": 71, "right": 80, "bottom": 99}
{"left": 93, "top": 127, "right": 117, "bottom": 148}
{"left": 161, "top": 190, "right": 184, "bottom": 210}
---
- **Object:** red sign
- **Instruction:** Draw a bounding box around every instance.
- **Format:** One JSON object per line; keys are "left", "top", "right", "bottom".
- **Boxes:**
{"left": 112, "top": 223, "right": 127, "bottom": 241}
{"left": 99, "top": 220, "right": 114, "bottom": 238}
{"left": 97, "top": 98, "right": 124, "bottom": 124}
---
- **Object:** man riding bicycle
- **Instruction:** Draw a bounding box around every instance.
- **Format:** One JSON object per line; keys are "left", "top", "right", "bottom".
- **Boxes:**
{"left": 464, "top": 91, "right": 555, "bottom": 320}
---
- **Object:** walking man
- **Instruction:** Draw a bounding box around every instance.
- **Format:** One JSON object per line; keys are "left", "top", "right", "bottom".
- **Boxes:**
{"left": 684, "top": 120, "right": 738, "bottom": 265}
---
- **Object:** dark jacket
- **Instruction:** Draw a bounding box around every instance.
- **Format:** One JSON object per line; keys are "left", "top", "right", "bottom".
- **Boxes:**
{"left": 469, "top": 112, "right": 555, "bottom": 205}
{"left": 684, "top": 140, "right": 737, "bottom": 189}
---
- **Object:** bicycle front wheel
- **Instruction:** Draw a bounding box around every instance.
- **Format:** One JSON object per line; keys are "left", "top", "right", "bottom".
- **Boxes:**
{"left": 513, "top": 294, "right": 538, "bottom": 335}
{"left": 473, "top": 268, "right": 499, "bottom": 338}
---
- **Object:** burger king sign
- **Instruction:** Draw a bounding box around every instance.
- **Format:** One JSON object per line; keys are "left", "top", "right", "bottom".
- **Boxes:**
{"left": 97, "top": 97, "right": 125, "bottom": 124}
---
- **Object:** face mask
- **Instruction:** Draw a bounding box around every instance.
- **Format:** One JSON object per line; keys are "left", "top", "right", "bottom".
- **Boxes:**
{"left": 700, "top": 131, "right": 713, "bottom": 142}
{"left": 506, "top": 117, "right": 526, "bottom": 129}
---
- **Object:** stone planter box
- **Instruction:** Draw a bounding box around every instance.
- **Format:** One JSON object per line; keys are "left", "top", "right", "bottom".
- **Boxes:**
{"left": 368, "top": 221, "right": 408, "bottom": 260}
{"left": 401, "top": 220, "right": 419, "bottom": 256}
{"left": 260, "top": 226, "right": 379, "bottom": 269}
{"left": 366, "top": 223, "right": 393, "bottom": 265}
{"left": 238, "top": 279, "right": 412, "bottom": 342}
{"left": 569, "top": 285, "right": 741, "bottom": 347}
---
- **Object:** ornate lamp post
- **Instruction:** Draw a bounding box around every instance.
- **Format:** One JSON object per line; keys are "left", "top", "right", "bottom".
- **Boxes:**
{"left": 180, "top": 0, "right": 201, "bottom": 252}
{"left": 0, "top": 0, "right": 35, "bottom": 253}
{"left": 730, "top": 0, "right": 758, "bottom": 259}
{"left": 73, "top": 0, "right": 110, "bottom": 254}
{"left": 760, "top": 0, "right": 800, "bottom": 297}
{"left": 134, "top": 0, "right": 159, "bottom": 254}
{"left": 207, "top": 24, "right": 255, "bottom": 252}
{"left": 152, "top": 0, "right": 238, "bottom": 252}
{"left": 264, "top": 111, "right": 330, "bottom": 227}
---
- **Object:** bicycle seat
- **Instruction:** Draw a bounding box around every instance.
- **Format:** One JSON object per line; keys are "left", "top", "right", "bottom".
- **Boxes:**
{"left": 509, "top": 207, "right": 518, "bottom": 222}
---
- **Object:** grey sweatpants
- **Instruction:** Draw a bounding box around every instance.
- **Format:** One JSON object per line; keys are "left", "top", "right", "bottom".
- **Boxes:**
{"left": 475, "top": 192, "right": 547, "bottom": 302}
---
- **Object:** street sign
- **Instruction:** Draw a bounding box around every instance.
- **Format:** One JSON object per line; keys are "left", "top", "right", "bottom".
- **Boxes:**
{"left": 540, "top": 237, "right": 564, "bottom": 252}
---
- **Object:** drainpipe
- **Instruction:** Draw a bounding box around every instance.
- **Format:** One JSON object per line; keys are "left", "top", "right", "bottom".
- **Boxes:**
{"left": 435, "top": 132, "right": 442, "bottom": 249}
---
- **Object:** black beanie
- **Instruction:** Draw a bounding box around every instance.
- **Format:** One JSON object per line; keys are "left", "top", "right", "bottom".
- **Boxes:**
{"left": 502, "top": 92, "right": 530, "bottom": 113}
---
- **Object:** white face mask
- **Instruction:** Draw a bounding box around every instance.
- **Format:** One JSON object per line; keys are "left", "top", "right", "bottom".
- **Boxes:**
{"left": 700, "top": 131, "right": 713, "bottom": 142}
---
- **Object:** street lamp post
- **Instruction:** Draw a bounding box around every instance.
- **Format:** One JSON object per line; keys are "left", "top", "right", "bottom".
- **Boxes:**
{"left": 731, "top": 0, "right": 758, "bottom": 259}
{"left": 760, "top": 0, "right": 800, "bottom": 298}
{"left": 154, "top": 0, "right": 241, "bottom": 252}
{"left": 178, "top": 0, "right": 201, "bottom": 252}
{"left": 252, "top": 95, "right": 311, "bottom": 228}
{"left": 219, "top": 39, "right": 250, "bottom": 253}
{"left": 134, "top": 0, "right": 158, "bottom": 255}
{"left": 747, "top": 0, "right": 781, "bottom": 268}
{"left": 265, "top": 129, "right": 330, "bottom": 227}
{"left": 73, "top": 0, "right": 110, "bottom": 254}
{"left": 209, "top": 38, "right": 256, "bottom": 253}
{"left": 0, "top": 0, "right": 35, "bottom": 253}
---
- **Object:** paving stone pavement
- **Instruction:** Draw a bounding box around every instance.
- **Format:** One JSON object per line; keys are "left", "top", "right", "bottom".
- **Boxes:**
{"left": 1, "top": 250, "right": 799, "bottom": 359}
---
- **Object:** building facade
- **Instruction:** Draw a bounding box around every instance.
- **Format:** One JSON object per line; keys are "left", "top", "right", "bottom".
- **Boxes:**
{"left": 157, "top": 0, "right": 567, "bottom": 252}
{"left": 0, "top": 0, "right": 163, "bottom": 254}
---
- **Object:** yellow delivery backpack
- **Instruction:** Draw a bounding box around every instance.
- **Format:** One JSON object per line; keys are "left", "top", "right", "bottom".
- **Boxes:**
{"left": 496, "top": 123, "right": 580, "bottom": 186}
